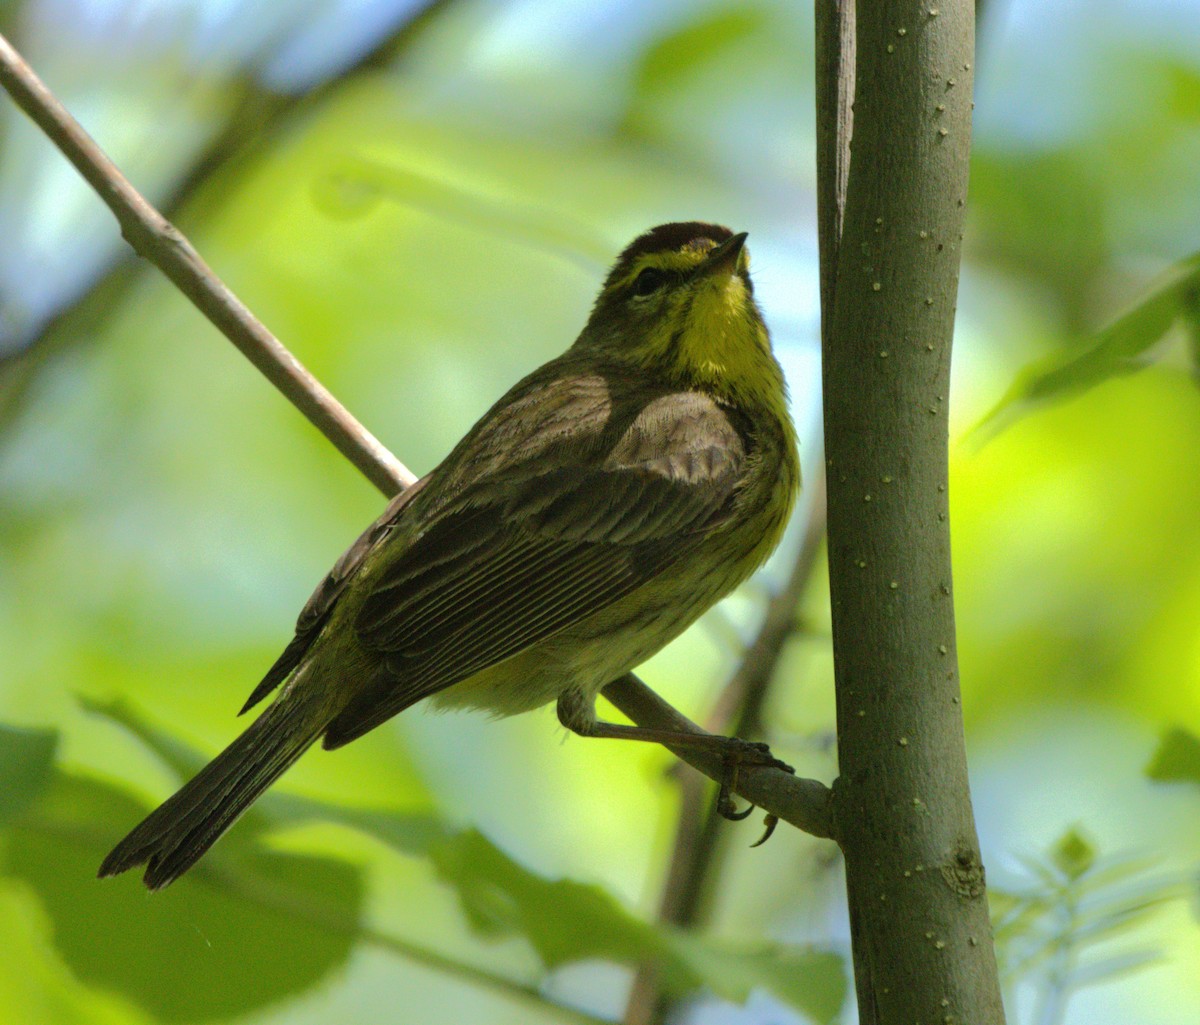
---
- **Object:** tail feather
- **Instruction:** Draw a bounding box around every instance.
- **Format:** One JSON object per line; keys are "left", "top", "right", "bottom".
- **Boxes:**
{"left": 98, "top": 690, "right": 326, "bottom": 890}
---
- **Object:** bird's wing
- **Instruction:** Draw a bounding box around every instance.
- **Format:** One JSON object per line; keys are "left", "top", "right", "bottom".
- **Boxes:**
{"left": 239, "top": 476, "right": 430, "bottom": 714}
{"left": 321, "top": 386, "right": 748, "bottom": 747}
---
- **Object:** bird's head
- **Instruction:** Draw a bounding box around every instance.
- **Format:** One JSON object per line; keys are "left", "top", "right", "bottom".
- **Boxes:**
{"left": 578, "top": 222, "right": 779, "bottom": 408}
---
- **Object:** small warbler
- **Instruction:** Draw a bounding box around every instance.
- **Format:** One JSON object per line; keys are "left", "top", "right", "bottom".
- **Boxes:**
{"left": 100, "top": 222, "right": 800, "bottom": 889}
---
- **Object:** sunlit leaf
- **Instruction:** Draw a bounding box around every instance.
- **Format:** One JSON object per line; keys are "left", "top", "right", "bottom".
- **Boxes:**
{"left": 1145, "top": 727, "right": 1200, "bottom": 784}
{"left": 629, "top": 8, "right": 768, "bottom": 101}
{"left": 0, "top": 723, "right": 58, "bottom": 826}
{"left": 975, "top": 252, "right": 1200, "bottom": 436}
{"left": 266, "top": 795, "right": 449, "bottom": 857}
{"left": 4, "top": 773, "right": 363, "bottom": 1023}
{"left": 1162, "top": 58, "right": 1200, "bottom": 121}
{"left": 1072, "top": 892, "right": 1180, "bottom": 945}
{"left": 79, "top": 694, "right": 205, "bottom": 780}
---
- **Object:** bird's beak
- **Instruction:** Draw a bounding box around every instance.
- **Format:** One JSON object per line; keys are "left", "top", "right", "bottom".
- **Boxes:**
{"left": 695, "top": 231, "right": 748, "bottom": 281}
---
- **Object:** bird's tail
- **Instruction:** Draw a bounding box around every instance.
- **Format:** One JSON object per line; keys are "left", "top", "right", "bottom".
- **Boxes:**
{"left": 98, "top": 684, "right": 327, "bottom": 890}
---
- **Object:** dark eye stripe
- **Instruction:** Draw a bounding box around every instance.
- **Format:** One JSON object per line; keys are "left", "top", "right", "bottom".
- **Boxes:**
{"left": 632, "top": 267, "right": 668, "bottom": 296}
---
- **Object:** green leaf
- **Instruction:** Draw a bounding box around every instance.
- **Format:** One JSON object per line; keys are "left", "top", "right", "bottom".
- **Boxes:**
{"left": 1051, "top": 828, "right": 1097, "bottom": 880}
{"left": 630, "top": 8, "right": 768, "bottom": 99}
{"left": 975, "top": 251, "right": 1200, "bottom": 436}
{"left": 430, "top": 830, "right": 845, "bottom": 1022}
{"left": 79, "top": 694, "right": 205, "bottom": 780}
{"left": 312, "top": 154, "right": 612, "bottom": 272}
{"left": 672, "top": 937, "right": 846, "bottom": 1025}
{"left": 1067, "top": 950, "right": 1164, "bottom": 990}
{"left": 1145, "top": 727, "right": 1200, "bottom": 784}
{"left": 0, "top": 723, "right": 58, "bottom": 825}
{"left": 991, "top": 830, "right": 1186, "bottom": 996}
{"left": 1182, "top": 294, "right": 1200, "bottom": 383}
{"left": 4, "top": 773, "right": 364, "bottom": 1022}
{"left": 266, "top": 794, "right": 449, "bottom": 856}
{"left": 970, "top": 149, "right": 1110, "bottom": 327}
{"left": 430, "top": 828, "right": 669, "bottom": 967}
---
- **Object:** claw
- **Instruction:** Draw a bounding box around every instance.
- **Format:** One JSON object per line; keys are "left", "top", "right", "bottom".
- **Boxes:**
{"left": 717, "top": 784, "right": 756, "bottom": 820}
{"left": 711, "top": 738, "right": 792, "bottom": 829}
{"left": 750, "top": 813, "right": 779, "bottom": 847}
{"left": 716, "top": 760, "right": 754, "bottom": 820}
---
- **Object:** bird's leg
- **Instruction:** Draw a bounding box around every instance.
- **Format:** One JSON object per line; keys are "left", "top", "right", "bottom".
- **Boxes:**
{"left": 556, "top": 687, "right": 790, "bottom": 824}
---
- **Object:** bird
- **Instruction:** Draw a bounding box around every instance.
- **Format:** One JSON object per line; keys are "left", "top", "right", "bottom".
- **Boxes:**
{"left": 99, "top": 221, "right": 800, "bottom": 890}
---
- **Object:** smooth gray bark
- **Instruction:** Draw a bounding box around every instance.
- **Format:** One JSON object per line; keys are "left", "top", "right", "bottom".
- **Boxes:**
{"left": 820, "top": 3, "right": 1007, "bottom": 1022}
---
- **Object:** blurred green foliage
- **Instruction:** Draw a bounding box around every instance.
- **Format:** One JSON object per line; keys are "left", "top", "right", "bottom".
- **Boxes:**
{"left": 6, "top": 773, "right": 365, "bottom": 1022}
{"left": 0, "top": 697, "right": 842, "bottom": 1024}
{"left": 991, "top": 828, "right": 1190, "bottom": 1025}
{"left": 975, "top": 253, "right": 1200, "bottom": 436}
{"left": 0, "top": 724, "right": 56, "bottom": 824}
{"left": 2, "top": 1, "right": 1200, "bottom": 1024}
{"left": 1146, "top": 728, "right": 1200, "bottom": 785}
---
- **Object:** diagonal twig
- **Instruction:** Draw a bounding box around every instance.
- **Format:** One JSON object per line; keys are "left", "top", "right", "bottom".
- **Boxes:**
{"left": 0, "top": 1, "right": 453, "bottom": 433}
{"left": 0, "top": 32, "right": 414, "bottom": 497}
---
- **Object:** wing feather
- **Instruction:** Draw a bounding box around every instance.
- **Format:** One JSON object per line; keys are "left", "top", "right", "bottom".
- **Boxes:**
{"left": 322, "top": 384, "right": 751, "bottom": 747}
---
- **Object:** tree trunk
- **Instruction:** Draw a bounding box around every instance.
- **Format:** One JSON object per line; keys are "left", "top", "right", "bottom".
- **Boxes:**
{"left": 819, "top": 2, "right": 1007, "bottom": 1021}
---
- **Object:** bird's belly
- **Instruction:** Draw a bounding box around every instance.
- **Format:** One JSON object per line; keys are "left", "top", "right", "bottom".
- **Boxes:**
{"left": 429, "top": 532, "right": 762, "bottom": 719}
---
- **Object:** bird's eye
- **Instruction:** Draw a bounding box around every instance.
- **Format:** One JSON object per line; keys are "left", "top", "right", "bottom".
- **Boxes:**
{"left": 632, "top": 267, "right": 667, "bottom": 296}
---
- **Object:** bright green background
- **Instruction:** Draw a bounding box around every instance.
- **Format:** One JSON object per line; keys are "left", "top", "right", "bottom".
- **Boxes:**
{"left": 1, "top": 2, "right": 1199, "bottom": 1023}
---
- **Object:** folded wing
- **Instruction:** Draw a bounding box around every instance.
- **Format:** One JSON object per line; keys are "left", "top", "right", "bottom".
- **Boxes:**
{"left": 322, "top": 388, "right": 748, "bottom": 747}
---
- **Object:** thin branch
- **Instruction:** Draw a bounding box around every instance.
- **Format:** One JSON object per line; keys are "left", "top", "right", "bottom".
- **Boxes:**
{"left": 623, "top": 472, "right": 829, "bottom": 1025}
{"left": 601, "top": 676, "right": 833, "bottom": 840}
{"left": 0, "top": 32, "right": 414, "bottom": 497}
{"left": 0, "top": 32, "right": 834, "bottom": 839}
